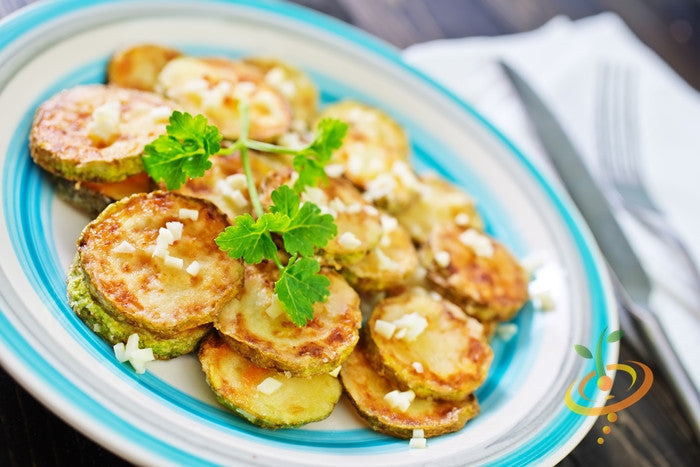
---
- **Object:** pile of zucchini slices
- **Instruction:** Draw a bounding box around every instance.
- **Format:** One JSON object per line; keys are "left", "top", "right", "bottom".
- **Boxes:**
{"left": 30, "top": 44, "right": 530, "bottom": 438}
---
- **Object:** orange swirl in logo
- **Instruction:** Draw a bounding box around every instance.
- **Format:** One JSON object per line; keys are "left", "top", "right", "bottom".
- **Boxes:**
{"left": 565, "top": 361, "right": 653, "bottom": 416}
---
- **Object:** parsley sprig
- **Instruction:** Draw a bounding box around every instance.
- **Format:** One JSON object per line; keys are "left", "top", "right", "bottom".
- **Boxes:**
{"left": 142, "top": 104, "right": 348, "bottom": 326}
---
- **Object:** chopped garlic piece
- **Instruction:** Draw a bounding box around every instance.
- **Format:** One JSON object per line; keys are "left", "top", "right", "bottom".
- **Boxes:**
{"left": 166, "top": 221, "right": 183, "bottom": 241}
{"left": 114, "top": 333, "right": 154, "bottom": 374}
{"left": 217, "top": 180, "right": 249, "bottom": 208}
{"left": 454, "top": 213, "right": 470, "bottom": 227}
{"left": 522, "top": 251, "right": 548, "bottom": 277}
{"left": 152, "top": 247, "right": 169, "bottom": 259}
{"left": 497, "top": 323, "right": 518, "bottom": 341}
{"left": 412, "top": 429, "right": 425, "bottom": 439}
{"left": 409, "top": 437, "right": 427, "bottom": 449}
{"left": 324, "top": 163, "right": 345, "bottom": 178}
{"left": 375, "top": 248, "right": 399, "bottom": 271}
{"left": 384, "top": 389, "right": 415, "bottom": 412}
{"left": 186, "top": 260, "right": 200, "bottom": 276}
{"left": 394, "top": 328, "right": 407, "bottom": 339}
{"left": 87, "top": 100, "right": 121, "bottom": 143}
{"left": 265, "top": 296, "right": 284, "bottom": 319}
{"left": 257, "top": 377, "right": 282, "bottom": 395}
{"left": 164, "top": 255, "right": 184, "bottom": 269}
{"left": 412, "top": 362, "right": 424, "bottom": 373}
{"left": 328, "top": 365, "right": 342, "bottom": 378}
{"left": 391, "top": 312, "right": 428, "bottom": 342}
{"left": 226, "top": 173, "right": 248, "bottom": 190}
{"left": 179, "top": 208, "right": 199, "bottom": 221}
{"left": 157, "top": 227, "right": 175, "bottom": 247}
{"left": 532, "top": 290, "right": 556, "bottom": 311}
{"left": 149, "top": 105, "right": 172, "bottom": 123}
{"left": 113, "top": 240, "right": 136, "bottom": 254}
{"left": 338, "top": 231, "right": 362, "bottom": 249}
{"left": 374, "top": 319, "right": 396, "bottom": 339}
{"left": 458, "top": 229, "right": 494, "bottom": 257}
{"left": 434, "top": 250, "right": 451, "bottom": 268}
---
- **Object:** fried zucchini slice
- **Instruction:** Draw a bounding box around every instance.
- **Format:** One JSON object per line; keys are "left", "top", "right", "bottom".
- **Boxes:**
{"left": 420, "top": 224, "right": 529, "bottom": 322}
{"left": 78, "top": 191, "right": 244, "bottom": 335}
{"left": 53, "top": 172, "right": 155, "bottom": 216}
{"left": 365, "top": 289, "right": 492, "bottom": 401}
{"left": 260, "top": 169, "right": 383, "bottom": 266}
{"left": 199, "top": 333, "right": 342, "bottom": 429}
{"left": 315, "top": 100, "right": 415, "bottom": 211}
{"left": 67, "top": 255, "right": 210, "bottom": 359}
{"left": 30, "top": 84, "right": 177, "bottom": 183}
{"left": 395, "top": 173, "right": 484, "bottom": 244}
{"left": 343, "top": 214, "right": 418, "bottom": 292}
{"left": 243, "top": 57, "right": 318, "bottom": 125}
{"left": 340, "top": 343, "right": 480, "bottom": 438}
{"left": 107, "top": 44, "right": 181, "bottom": 91}
{"left": 215, "top": 262, "right": 362, "bottom": 377}
{"left": 156, "top": 56, "right": 292, "bottom": 141}
{"left": 174, "top": 149, "right": 291, "bottom": 223}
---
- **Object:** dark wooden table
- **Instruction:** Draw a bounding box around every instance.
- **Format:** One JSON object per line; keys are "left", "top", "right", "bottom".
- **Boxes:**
{"left": 1, "top": 0, "right": 699, "bottom": 465}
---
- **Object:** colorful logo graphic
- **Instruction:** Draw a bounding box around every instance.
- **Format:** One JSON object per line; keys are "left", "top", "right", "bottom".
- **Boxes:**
{"left": 564, "top": 328, "right": 653, "bottom": 444}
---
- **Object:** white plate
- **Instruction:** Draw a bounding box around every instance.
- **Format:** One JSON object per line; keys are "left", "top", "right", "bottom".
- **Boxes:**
{"left": 0, "top": 1, "right": 617, "bottom": 465}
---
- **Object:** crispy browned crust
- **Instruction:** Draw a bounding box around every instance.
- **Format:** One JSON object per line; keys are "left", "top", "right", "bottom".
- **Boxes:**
{"left": 215, "top": 262, "right": 362, "bottom": 377}
{"left": 365, "top": 290, "right": 493, "bottom": 401}
{"left": 78, "top": 191, "right": 243, "bottom": 335}
{"left": 107, "top": 44, "right": 182, "bottom": 91}
{"left": 339, "top": 342, "right": 480, "bottom": 438}
{"left": 421, "top": 224, "right": 529, "bottom": 322}
{"left": 29, "top": 84, "right": 177, "bottom": 183}
{"left": 199, "top": 333, "right": 342, "bottom": 429}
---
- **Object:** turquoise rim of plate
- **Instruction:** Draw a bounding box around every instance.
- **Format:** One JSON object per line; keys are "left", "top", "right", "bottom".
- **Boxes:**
{"left": 0, "top": 0, "right": 613, "bottom": 465}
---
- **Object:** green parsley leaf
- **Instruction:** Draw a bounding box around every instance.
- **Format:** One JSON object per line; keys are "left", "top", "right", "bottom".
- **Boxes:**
{"left": 274, "top": 257, "right": 331, "bottom": 326}
{"left": 291, "top": 118, "right": 348, "bottom": 192}
{"left": 268, "top": 185, "right": 337, "bottom": 256}
{"left": 215, "top": 213, "right": 287, "bottom": 264}
{"left": 142, "top": 111, "right": 222, "bottom": 190}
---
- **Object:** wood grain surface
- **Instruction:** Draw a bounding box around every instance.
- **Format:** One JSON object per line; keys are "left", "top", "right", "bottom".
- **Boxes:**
{"left": 1, "top": 0, "right": 699, "bottom": 465}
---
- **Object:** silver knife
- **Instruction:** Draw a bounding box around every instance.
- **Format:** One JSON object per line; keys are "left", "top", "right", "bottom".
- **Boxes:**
{"left": 500, "top": 62, "right": 700, "bottom": 440}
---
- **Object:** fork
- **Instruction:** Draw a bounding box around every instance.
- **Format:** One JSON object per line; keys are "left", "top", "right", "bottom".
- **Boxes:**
{"left": 596, "top": 62, "right": 700, "bottom": 317}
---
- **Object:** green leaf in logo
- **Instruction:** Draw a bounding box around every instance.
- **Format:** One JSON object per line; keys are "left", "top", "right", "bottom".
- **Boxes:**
{"left": 607, "top": 329, "right": 624, "bottom": 343}
{"left": 574, "top": 344, "right": 593, "bottom": 359}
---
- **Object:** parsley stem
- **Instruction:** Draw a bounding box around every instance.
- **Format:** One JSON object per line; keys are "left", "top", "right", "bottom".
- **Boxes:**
{"left": 237, "top": 100, "right": 265, "bottom": 219}
{"left": 246, "top": 140, "right": 299, "bottom": 155}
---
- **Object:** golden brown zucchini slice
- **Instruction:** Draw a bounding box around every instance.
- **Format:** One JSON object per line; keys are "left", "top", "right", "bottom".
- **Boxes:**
{"left": 420, "top": 224, "right": 529, "bottom": 322}
{"left": 156, "top": 56, "right": 292, "bottom": 141}
{"left": 395, "top": 173, "right": 484, "bottom": 244}
{"left": 315, "top": 100, "right": 416, "bottom": 211}
{"left": 259, "top": 169, "right": 383, "bottom": 266}
{"left": 53, "top": 172, "right": 155, "bottom": 216}
{"left": 343, "top": 214, "right": 418, "bottom": 292}
{"left": 199, "top": 333, "right": 342, "bottom": 429}
{"left": 340, "top": 343, "right": 480, "bottom": 438}
{"left": 30, "top": 84, "right": 177, "bottom": 183}
{"left": 107, "top": 44, "right": 181, "bottom": 91}
{"left": 77, "top": 191, "right": 244, "bottom": 335}
{"left": 215, "top": 262, "right": 362, "bottom": 377}
{"left": 365, "top": 289, "right": 493, "bottom": 401}
{"left": 243, "top": 57, "right": 318, "bottom": 126}
{"left": 67, "top": 255, "right": 210, "bottom": 359}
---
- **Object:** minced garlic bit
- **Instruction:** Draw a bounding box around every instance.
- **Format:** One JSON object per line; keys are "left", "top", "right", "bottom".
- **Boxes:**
{"left": 413, "top": 429, "right": 425, "bottom": 439}
{"left": 152, "top": 247, "right": 169, "bottom": 259}
{"left": 412, "top": 362, "right": 424, "bottom": 374}
{"left": 496, "top": 323, "right": 518, "bottom": 341}
{"left": 265, "top": 295, "right": 284, "bottom": 319}
{"left": 87, "top": 100, "right": 121, "bottom": 144}
{"left": 257, "top": 377, "right": 283, "bottom": 395}
{"left": 391, "top": 312, "right": 428, "bottom": 342}
{"left": 149, "top": 105, "right": 172, "bottom": 123}
{"left": 226, "top": 173, "right": 248, "bottom": 191}
{"left": 374, "top": 319, "right": 397, "bottom": 339}
{"left": 186, "top": 260, "right": 201, "bottom": 276}
{"left": 217, "top": 180, "right": 249, "bottom": 208}
{"left": 324, "top": 163, "right": 345, "bottom": 178}
{"left": 166, "top": 221, "right": 183, "bottom": 241}
{"left": 338, "top": 231, "right": 362, "bottom": 249}
{"left": 164, "top": 255, "right": 184, "bottom": 269}
{"left": 458, "top": 229, "right": 494, "bottom": 258}
{"left": 454, "top": 212, "right": 471, "bottom": 227}
{"left": 157, "top": 227, "right": 175, "bottom": 247}
{"left": 384, "top": 389, "right": 415, "bottom": 412}
{"left": 522, "top": 251, "right": 549, "bottom": 277}
{"left": 113, "top": 333, "right": 154, "bottom": 374}
{"left": 531, "top": 289, "right": 556, "bottom": 311}
{"left": 328, "top": 365, "right": 342, "bottom": 378}
{"left": 179, "top": 208, "right": 199, "bottom": 221}
{"left": 409, "top": 437, "right": 427, "bottom": 449}
{"left": 434, "top": 250, "right": 451, "bottom": 268}
{"left": 113, "top": 240, "right": 136, "bottom": 254}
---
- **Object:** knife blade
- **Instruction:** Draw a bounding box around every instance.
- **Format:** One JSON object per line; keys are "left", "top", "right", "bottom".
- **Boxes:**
{"left": 500, "top": 62, "right": 700, "bottom": 440}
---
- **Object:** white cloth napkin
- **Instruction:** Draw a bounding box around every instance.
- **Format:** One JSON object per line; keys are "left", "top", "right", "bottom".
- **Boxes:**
{"left": 403, "top": 12, "right": 700, "bottom": 387}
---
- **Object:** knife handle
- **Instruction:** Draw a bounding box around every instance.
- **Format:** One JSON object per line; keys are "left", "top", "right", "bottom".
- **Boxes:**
{"left": 626, "top": 300, "right": 700, "bottom": 442}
